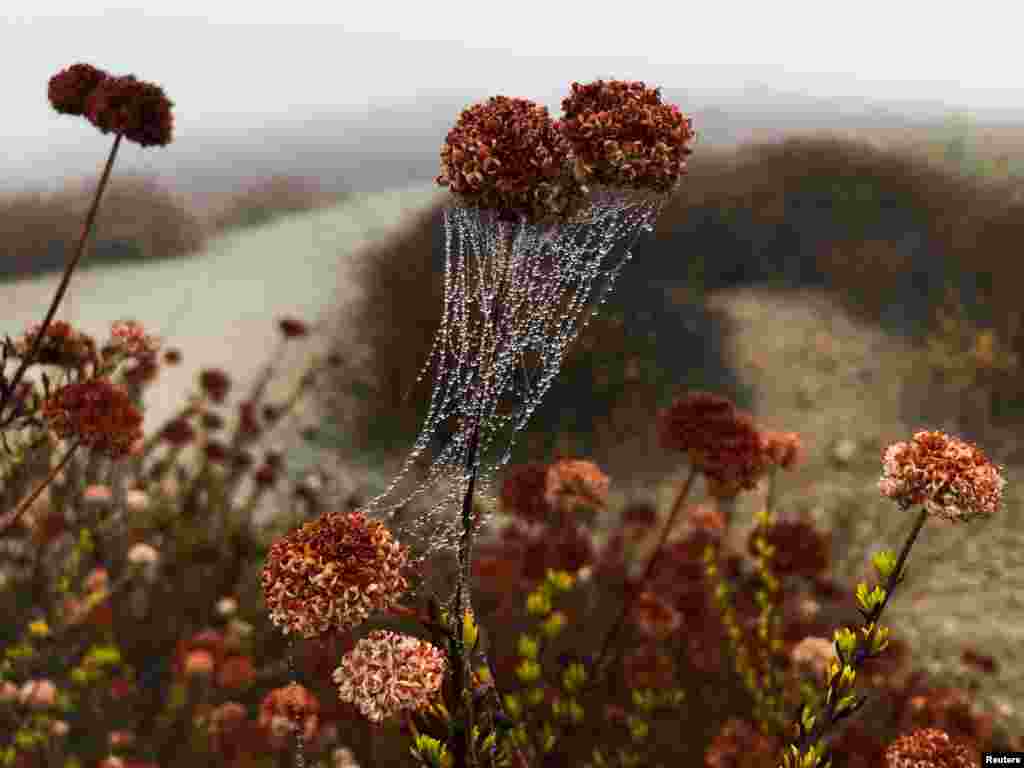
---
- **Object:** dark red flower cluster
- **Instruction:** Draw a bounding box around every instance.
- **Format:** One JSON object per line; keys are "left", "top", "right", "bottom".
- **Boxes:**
{"left": 48, "top": 63, "right": 174, "bottom": 147}
{"left": 199, "top": 369, "right": 231, "bottom": 404}
{"left": 436, "top": 95, "right": 590, "bottom": 226}
{"left": 558, "top": 79, "right": 696, "bottom": 195}
{"left": 745, "top": 518, "right": 831, "bottom": 579}
{"left": 42, "top": 378, "right": 143, "bottom": 458}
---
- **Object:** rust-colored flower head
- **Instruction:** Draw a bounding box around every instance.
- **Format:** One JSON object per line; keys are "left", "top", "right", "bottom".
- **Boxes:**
{"left": 278, "top": 316, "right": 309, "bottom": 339}
{"left": 15, "top": 320, "right": 98, "bottom": 372}
{"left": 48, "top": 63, "right": 109, "bottom": 116}
{"left": 259, "top": 684, "right": 320, "bottom": 751}
{"left": 746, "top": 518, "right": 830, "bottom": 578}
{"left": 84, "top": 73, "right": 174, "bottom": 147}
{"left": 633, "top": 590, "right": 683, "bottom": 640}
{"left": 760, "top": 429, "right": 805, "bottom": 471}
{"left": 657, "top": 391, "right": 772, "bottom": 496}
{"left": 436, "top": 95, "right": 590, "bottom": 226}
{"left": 703, "top": 718, "right": 784, "bottom": 768}
{"left": 42, "top": 378, "right": 143, "bottom": 457}
{"left": 261, "top": 510, "right": 411, "bottom": 638}
{"left": 161, "top": 417, "right": 195, "bottom": 446}
{"left": 878, "top": 430, "right": 1007, "bottom": 523}
{"left": 107, "top": 319, "right": 161, "bottom": 361}
{"left": 543, "top": 458, "right": 610, "bottom": 519}
{"left": 332, "top": 630, "right": 446, "bottom": 723}
{"left": 500, "top": 462, "right": 554, "bottom": 523}
{"left": 199, "top": 368, "right": 231, "bottom": 403}
{"left": 558, "top": 79, "right": 696, "bottom": 196}
{"left": 883, "top": 728, "right": 978, "bottom": 768}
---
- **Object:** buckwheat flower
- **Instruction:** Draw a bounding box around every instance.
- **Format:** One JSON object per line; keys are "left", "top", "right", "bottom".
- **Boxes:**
{"left": 544, "top": 458, "right": 610, "bottom": 518}
{"left": 278, "top": 316, "right": 309, "bottom": 339}
{"left": 42, "top": 378, "right": 143, "bottom": 458}
{"left": 108, "top": 730, "right": 134, "bottom": 749}
{"left": 436, "top": 95, "right": 590, "bottom": 226}
{"left": 500, "top": 462, "right": 553, "bottom": 523}
{"left": 333, "top": 746, "right": 360, "bottom": 768}
{"left": 205, "top": 439, "right": 229, "bottom": 464}
{"left": 790, "top": 636, "right": 835, "bottom": 681}
{"left": 15, "top": 320, "right": 98, "bottom": 372}
{"left": 884, "top": 727, "right": 978, "bottom": 768}
{"left": 633, "top": 590, "right": 683, "bottom": 640}
{"left": 48, "top": 63, "right": 109, "bottom": 115}
{"left": 199, "top": 369, "right": 231, "bottom": 404}
{"left": 207, "top": 701, "right": 248, "bottom": 753}
{"left": 746, "top": 519, "right": 830, "bottom": 578}
{"left": 216, "top": 655, "right": 255, "bottom": 690}
{"left": 19, "top": 679, "right": 58, "bottom": 709}
{"left": 558, "top": 79, "right": 696, "bottom": 195}
{"left": 0, "top": 682, "right": 18, "bottom": 703}
{"left": 259, "top": 684, "right": 320, "bottom": 750}
{"left": 878, "top": 430, "right": 1006, "bottom": 523}
{"left": 332, "top": 630, "right": 446, "bottom": 724}
{"left": 107, "top": 319, "right": 161, "bottom": 360}
{"left": 261, "top": 510, "right": 410, "bottom": 639}
{"left": 760, "top": 429, "right": 805, "bottom": 471}
{"left": 84, "top": 73, "right": 174, "bottom": 147}
{"left": 657, "top": 391, "right": 772, "bottom": 496}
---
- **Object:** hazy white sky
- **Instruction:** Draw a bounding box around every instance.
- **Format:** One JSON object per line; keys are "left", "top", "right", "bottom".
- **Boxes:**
{"left": 2, "top": 2, "right": 1022, "bottom": 188}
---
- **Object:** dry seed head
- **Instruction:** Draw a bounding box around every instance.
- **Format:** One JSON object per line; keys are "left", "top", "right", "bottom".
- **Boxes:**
{"left": 261, "top": 511, "right": 410, "bottom": 639}
{"left": 878, "top": 430, "right": 1006, "bottom": 522}
{"left": 332, "top": 630, "right": 446, "bottom": 723}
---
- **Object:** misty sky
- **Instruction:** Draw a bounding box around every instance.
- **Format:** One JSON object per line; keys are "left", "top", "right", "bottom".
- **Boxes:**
{"left": 3, "top": 2, "right": 1023, "bottom": 192}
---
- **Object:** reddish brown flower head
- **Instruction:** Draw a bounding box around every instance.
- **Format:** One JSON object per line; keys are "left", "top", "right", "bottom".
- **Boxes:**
{"left": 278, "top": 317, "right": 309, "bottom": 339}
{"left": 160, "top": 417, "right": 195, "bottom": 447}
{"left": 107, "top": 319, "right": 161, "bottom": 360}
{"left": 42, "top": 378, "right": 143, "bottom": 458}
{"left": 558, "top": 79, "right": 696, "bottom": 196}
{"left": 500, "top": 462, "right": 554, "bottom": 523}
{"left": 746, "top": 518, "right": 830, "bottom": 579}
{"left": 332, "top": 630, "right": 446, "bottom": 723}
{"left": 657, "top": 391, "right": 772, "bottom": 496}
{"left": 879, "top": 430, "right": 1007, "bottom": 523}
{"left": 48, "top": 63, "right": 109, "bottom": 116}
{"left": 544, "top": 458, "right": 610, "bottom": 518}
{"left": 199, "top": 369, "right": 231, "bottom": 403}
{"left": 883, "top": 728, "right": 978, "bottom": 768}
{"left": 436, "top": 95, "right": 590, "bottom": 226}
{"left": 261, "top": 510, "right": 411, "bottom": 638}
{"left": 760, "top": 429, "right": 805, "bottom": 471}
{"left": 15, "top": 320, "right": 98, "bottom": 372}
{"left": 704, "top": 718, "right": 784, "bottom": 768}
{"left": 259, "top": 684, "right": 320, "bottom": 751}
{"left": 84, "top": 73, "right": 174, "bottom": 147}
{"left": 633, "top": 590, "right": 683, "bottom": 640}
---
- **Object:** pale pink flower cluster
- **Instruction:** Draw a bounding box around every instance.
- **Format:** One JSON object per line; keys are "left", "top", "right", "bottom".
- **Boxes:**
{"left": 108, "top": 319, "right": 162, "bottom": 359}
{"left": 261, "top": 511, "right": 410, "bottom": 639}
{"left": 332, "top": 630, "right": 446, "bottom": 723}
{"left": 878, "top": 430, "right": 1007, "bottom": 523}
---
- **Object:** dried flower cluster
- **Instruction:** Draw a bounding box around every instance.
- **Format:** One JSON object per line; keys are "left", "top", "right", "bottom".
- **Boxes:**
{"left": 332, "top": 630, "right": 446, "bottom": 723}
{"left": 559, "top": 79, "right": 696, "bottom": 195}
{"left": 435, "top": 95, "right": 590, "bottom": 226}
{"left": 883, "top": 728, "right": 978, "bottom": 768}
{"left": 42, "top": 378, "right": 143, "bottom": 457}
{"left": 878, "top": 430, "right": 1007, "bottom": 522}
{"left": 261, "top": 511, "right": 410, "bottom": 638}
{"left": 13, "top": 320, "right": 98, "bottom": 372}
{"left": 48, "top": 62, "right": 174, "bottom": 147}
{"left": 656, "top": 391, "right": 773, "bottom": 496}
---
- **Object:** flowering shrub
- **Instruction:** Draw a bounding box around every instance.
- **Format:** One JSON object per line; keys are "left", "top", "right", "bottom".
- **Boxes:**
{"left": 0, "top": 64, "right": 1018, "bottom": 768}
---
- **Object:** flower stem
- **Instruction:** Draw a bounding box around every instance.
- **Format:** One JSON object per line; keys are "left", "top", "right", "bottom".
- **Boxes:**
{"left": 0, "top": 437, "right": 83, "bottom": 534}
{"left": 0, "top": 133, "right": 123, "bottom": 428}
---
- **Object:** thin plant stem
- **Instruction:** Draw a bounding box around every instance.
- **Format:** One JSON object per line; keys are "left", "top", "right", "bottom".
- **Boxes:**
{"left": 0, "top": 437, "right": 83, "bottom": 534}
{"left": 0, "top": 133, "right": 124, "bottom": 428}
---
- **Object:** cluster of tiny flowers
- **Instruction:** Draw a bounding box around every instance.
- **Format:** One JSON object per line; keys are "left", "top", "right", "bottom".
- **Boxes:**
{"left": 332, "top": 630, "right": 446, "bottom": 723}
{"left": 48, "top": 62, "right": 174, "bottom": 147}
{"left": 543, "top": 458, "right": 610, "bottom": 518}
{"left": 13, "top": 320, "right": 98, "bottom": 372}
{"left": 558, "top": 79, "right": 696, "bottom": 195}
{"left": 883, "top": 728, "right": 978, "bottom": 768}
{"left": 261, "top": 511, "right": 410, "bottom": 639}
{"left": 878, "top": 430, "right": 1007, "bottom": 522}
{"left": 258, "top": 684, "right": 320, "bottom": 750}
{"left": 436, "top": 95, "right": 591, "bottom": 226}
{"left": 106, "top": 319, "right": 162, "bottom": 360}
{"left": 656, "top": 391, "right": 774, "bottom": 496}
{"left": 42, "top": 378, "right": 143, "bottom": 457}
